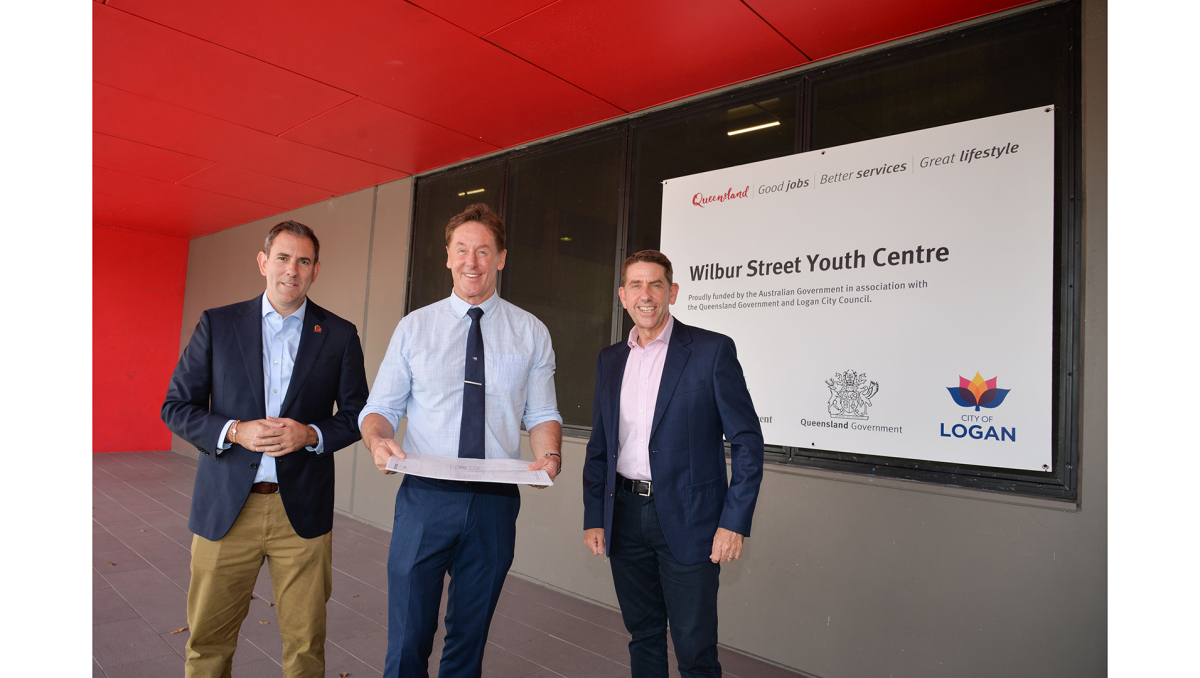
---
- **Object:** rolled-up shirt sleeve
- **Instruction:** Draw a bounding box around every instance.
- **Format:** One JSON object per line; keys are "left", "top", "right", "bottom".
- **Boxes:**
{"left": 522, "top": 323, "right": 562, "bottom": 431}
{"left": 358, "top": 321, "right": 412, "bottom": 432}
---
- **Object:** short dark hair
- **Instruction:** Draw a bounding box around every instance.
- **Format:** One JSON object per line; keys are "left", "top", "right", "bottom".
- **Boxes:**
{"left": 621, "top": 250, "right": 674, "bottom": 286}
{"left": 263, "top": 220, "right": 320, "bottom": 262}
{"left": 445, "top": 203, "right": 505, "bottom": 251}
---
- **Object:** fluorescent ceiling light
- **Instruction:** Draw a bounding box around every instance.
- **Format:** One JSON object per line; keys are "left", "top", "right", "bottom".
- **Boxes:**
{"left": 727, "top": 121, "right": 781, "bottom": 136}
{"left": 457, "top": 188, "right": 486, "bottom": 196}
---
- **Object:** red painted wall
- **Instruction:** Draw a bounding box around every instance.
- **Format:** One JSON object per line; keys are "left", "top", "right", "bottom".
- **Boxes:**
{"left": 93, "top": 224, "right": 189, "bottom": 452}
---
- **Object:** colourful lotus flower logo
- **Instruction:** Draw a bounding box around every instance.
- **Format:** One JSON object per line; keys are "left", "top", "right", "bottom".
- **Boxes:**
{"left": 947, "top": 373, "right": 1010, "bottom": 411}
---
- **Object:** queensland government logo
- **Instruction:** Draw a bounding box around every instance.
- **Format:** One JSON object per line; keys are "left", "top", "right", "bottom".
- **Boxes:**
{"left": 826, "top": 370, "right": 878, "bottom": 420}
{"left": 940, "top": 372, "right": 1017, "bottom": 446}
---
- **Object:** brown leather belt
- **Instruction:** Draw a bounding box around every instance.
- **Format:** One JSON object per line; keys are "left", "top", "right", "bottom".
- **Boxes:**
{"left": 250, "top": 482, "right": 279, "bottom": 494}
{"left": 617, "top": 474, "right": 653, "bottom": 497}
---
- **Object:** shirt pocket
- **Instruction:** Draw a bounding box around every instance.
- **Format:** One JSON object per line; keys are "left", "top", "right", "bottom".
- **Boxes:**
{"left": 488, "top": 354, "right": 530, "bottom": 394}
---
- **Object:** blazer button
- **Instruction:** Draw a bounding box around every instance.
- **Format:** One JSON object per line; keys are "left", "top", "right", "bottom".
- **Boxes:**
{"left": 250, "top": 463, "right": 258, "bottom": 469}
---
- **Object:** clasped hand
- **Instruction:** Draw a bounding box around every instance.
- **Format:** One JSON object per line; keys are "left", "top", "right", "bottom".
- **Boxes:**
{"left": 235, "top": 417, "right": 316, "bottom": 456}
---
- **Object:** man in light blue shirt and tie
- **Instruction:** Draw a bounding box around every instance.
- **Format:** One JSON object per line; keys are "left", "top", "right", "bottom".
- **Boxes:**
{"left": 163, "top": 220, "right": 368, "bottom": 678}
{"left": 359, "top": 203, "right": 562, "bottom": 678}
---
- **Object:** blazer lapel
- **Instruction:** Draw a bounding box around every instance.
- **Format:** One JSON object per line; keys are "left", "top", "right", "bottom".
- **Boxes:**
{"left": 280, "top": 301, "right": 327, "bottom": 416}
{"left": 234, "top": 298, "right": 267, "bottom": 418}
{"left": 649, "top": 320, "right": 691, "bottom": 441}
{"left": 606, "top": 344, "right": 630, "bottom": 451}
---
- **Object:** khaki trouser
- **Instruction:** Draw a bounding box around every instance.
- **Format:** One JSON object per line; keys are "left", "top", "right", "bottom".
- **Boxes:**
{"left": 184, "top": 492, "right": 332, "bottom": 678}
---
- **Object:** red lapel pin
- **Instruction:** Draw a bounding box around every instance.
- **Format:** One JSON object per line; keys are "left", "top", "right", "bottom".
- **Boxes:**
{"left": 314, "top": 325, "right": 322, "bottom": 333}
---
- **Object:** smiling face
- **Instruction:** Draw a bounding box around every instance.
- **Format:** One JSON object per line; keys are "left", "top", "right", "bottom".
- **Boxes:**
{"left": 446, "top": 221, "right": 506, "bottom": 305}
{"left": 257, "top": 232, "right": 320, "bottom": 316}
{"left": 619, "top": 261, "right": 678, "bottom": 347}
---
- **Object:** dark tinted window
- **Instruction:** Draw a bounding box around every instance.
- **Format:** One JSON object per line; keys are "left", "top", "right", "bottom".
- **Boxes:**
{"left": 407, "top": 163, "right": 505, "bottom": 313}
{"left": 628, "top": 91, "right": 797, "bottom": 256}
{"left": 810, "top": 14, "right": 1069, "bottom": 149}
{"left": 504, "top": 135, "right": 624, "bottom": 428}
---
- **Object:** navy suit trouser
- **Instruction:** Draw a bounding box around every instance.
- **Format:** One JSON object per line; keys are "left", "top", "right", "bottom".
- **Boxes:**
{"left": 609, "top": 484, "right": 722, "bottom": 678}
{"left": 383, "top": 475, "right": 520, "bottom": 678}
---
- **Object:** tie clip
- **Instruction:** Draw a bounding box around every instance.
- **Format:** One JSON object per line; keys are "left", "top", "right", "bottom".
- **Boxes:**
{"left": 464, "top": 380, "right": 483, "bottom": 386}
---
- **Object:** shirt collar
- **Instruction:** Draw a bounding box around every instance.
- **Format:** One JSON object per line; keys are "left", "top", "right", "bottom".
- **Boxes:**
{"left": 448, "top": 289, "right": 500, "bottom": 319}
{"left": 628, "top": 314, "right": 674, "bottom": 350}
{"left": 261, "top": 292, "right": 307, "bottom": 323}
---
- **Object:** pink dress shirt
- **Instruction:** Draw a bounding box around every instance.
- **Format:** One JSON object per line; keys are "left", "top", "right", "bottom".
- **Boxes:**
{"left": 616, "top": 316, "right": 675, "bottom": 481}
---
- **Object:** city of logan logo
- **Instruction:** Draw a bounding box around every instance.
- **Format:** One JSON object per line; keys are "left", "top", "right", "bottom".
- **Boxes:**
{"left": 826, "top": 370, "right": 879, "bottom": 420}
{"left": 947, "top": 372, "right": 1010, "bottom": 411}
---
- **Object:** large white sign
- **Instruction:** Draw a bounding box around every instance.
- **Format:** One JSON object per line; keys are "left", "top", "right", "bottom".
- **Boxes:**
{"left": 660, "top": 107, "right": 1054, "bottom": 471}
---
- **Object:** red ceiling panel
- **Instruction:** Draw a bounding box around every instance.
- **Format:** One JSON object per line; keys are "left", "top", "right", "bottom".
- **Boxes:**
{"left": 95, "top": 166, "right": 279, "bottom": 227}
{"left": 745, "top": 0, "right": 1037, "bottom": 61}
{"left": 95, "top": 200, "right": 222, "bottom": 240}
{"left": 108, "top": 0, "right": 625, "bottom": 147}
{"left": 94, "top": 192, "right": 138, "bottom": 218}
{"left": 282, "top": 97, "right": 500, "bottom": 174}
{"left": 177, "top": 164, "right": 335, "bottom": 211}
{"left": 93, "top": 133, "right": 213, "bottom": 183}
{"left": 94, "top": 84, "right": 405, "bottom": 195}
{"left": 94, "top": 3, "right": 355, "bottom": 135}
{"left": 488, "top": 0, "right": 807, "bottom": 113}
{"left": 407, "top": 0, "right": 559, "bottom": 37}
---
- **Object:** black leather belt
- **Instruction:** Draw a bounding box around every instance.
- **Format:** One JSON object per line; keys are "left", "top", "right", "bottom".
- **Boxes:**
{"left": 250, "top": 482, "right": 279, "bottom": 494}
{"left": 617, "top": 474, "right": 653, "bottom": 497}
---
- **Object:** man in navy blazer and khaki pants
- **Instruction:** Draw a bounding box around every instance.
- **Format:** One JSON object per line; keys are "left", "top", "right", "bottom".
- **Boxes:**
{"left": 163, "top": 221, "right": 368, "bottom": 678}
{"left": 583, "top": 250, "right": 764, "bottom": 678}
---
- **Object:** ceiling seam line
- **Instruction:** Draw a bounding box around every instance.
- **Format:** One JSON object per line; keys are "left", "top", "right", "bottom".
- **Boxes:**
{"left": 172, "top": 163, "right": 219, "bottom": 186}
{"left": 476, "top": 38, "right": 628, "bottom": 113}
{"left": 273, "top": 97, "right": 360, "bottom": 137}
{"left": 275, "top": 95, "right": 503, "bottom": 153}
{"left": 737, "top": 1, "right": 812, "bottom": 60}
{"left": 100, "top": 6, "right": 361, "bottom": 97}
{"left": 96, "top": 84, "right": 413, "bottom": 178}
{"left": 480, "top": 0, "right": 566, "bottom": 37}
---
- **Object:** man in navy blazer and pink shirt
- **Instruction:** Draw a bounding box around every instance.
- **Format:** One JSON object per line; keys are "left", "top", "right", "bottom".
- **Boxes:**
{"left": 582, "top": 249, "right": 764, "bottom": 678}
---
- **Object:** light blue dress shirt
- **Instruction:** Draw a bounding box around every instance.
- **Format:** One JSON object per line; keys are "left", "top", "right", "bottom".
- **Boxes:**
{"left": 359, "top": 291, "right": 561, "bottom": 460}
{"left": 216, "top": 294, "right": 324, "bottom": 482}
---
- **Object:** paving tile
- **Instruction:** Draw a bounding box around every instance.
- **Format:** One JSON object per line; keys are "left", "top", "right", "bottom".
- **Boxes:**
{"left": 93, "top": 617, "right": 177, "bottom": 669}
{"left": 325, "top": 599, "right": 387, "bottom": 643}
{"left": 327, "top": 628, "right": 388, "bottom": 674}
{"left": 101, "top": 653, "right": 183, "bottom": 677}
{"left": 323, "top": 636, "right": 384, "bottom": 677}
{"left": 95, "top": 566, "right": 112, "bottom": 591}
{"left": 94, "top": 543, "right": 154, "bottom": 574}
{"left": 502, "top": 575, "right": 543, "bottom": 596}
{"left": 485, "top": 614, "right": 548, "bottom": 649}
{"left": 94, "top": 658, "right": 106, "bottom": 678}
{"left": 220, "top": 657, "right": 283, "bottom": 677}
{"left": 142, "top": 549, "right": 194, "bottom": 580}
{"left": 125, "top": 533, "right": 191, "bottom": 558}
{"left": 94, "top": 587, "right": 140, "bottom": 625}
{"left": 105, "top": 568, "right": 190, "bottom": 632}
{"left": 500, "top": 603, "right": 627, "bottom": 654}
{"left": 333, "top": 556, "right": 389, "bottom": 590}
{"left": 330, "top": 586, "right": 389, "bottom": 619}
{"left": 508, "top": 634, "right": 628, "bottom": 678}
{"left": 481, "top": 641, "right": 550, "bottom": 678}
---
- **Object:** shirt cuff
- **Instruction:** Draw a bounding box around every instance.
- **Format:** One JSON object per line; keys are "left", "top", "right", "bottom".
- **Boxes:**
{"left": 306, "top": 425, "right": 325, "bottom": 454}
{"left": 216, "top": 420, "right": 236, "bottom": 455}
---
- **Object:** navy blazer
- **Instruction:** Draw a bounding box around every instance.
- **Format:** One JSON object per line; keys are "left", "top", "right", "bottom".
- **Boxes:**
{"left": 162, "top": 297, "right": 368, "bottom": 541}
{"left": 582, "top": 319, "right": 764, "bottom": 566}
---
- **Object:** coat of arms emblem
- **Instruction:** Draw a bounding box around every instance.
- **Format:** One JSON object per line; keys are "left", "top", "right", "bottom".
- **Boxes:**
{"left": 826, "top": 370, "right": 879, "bottom": 420}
